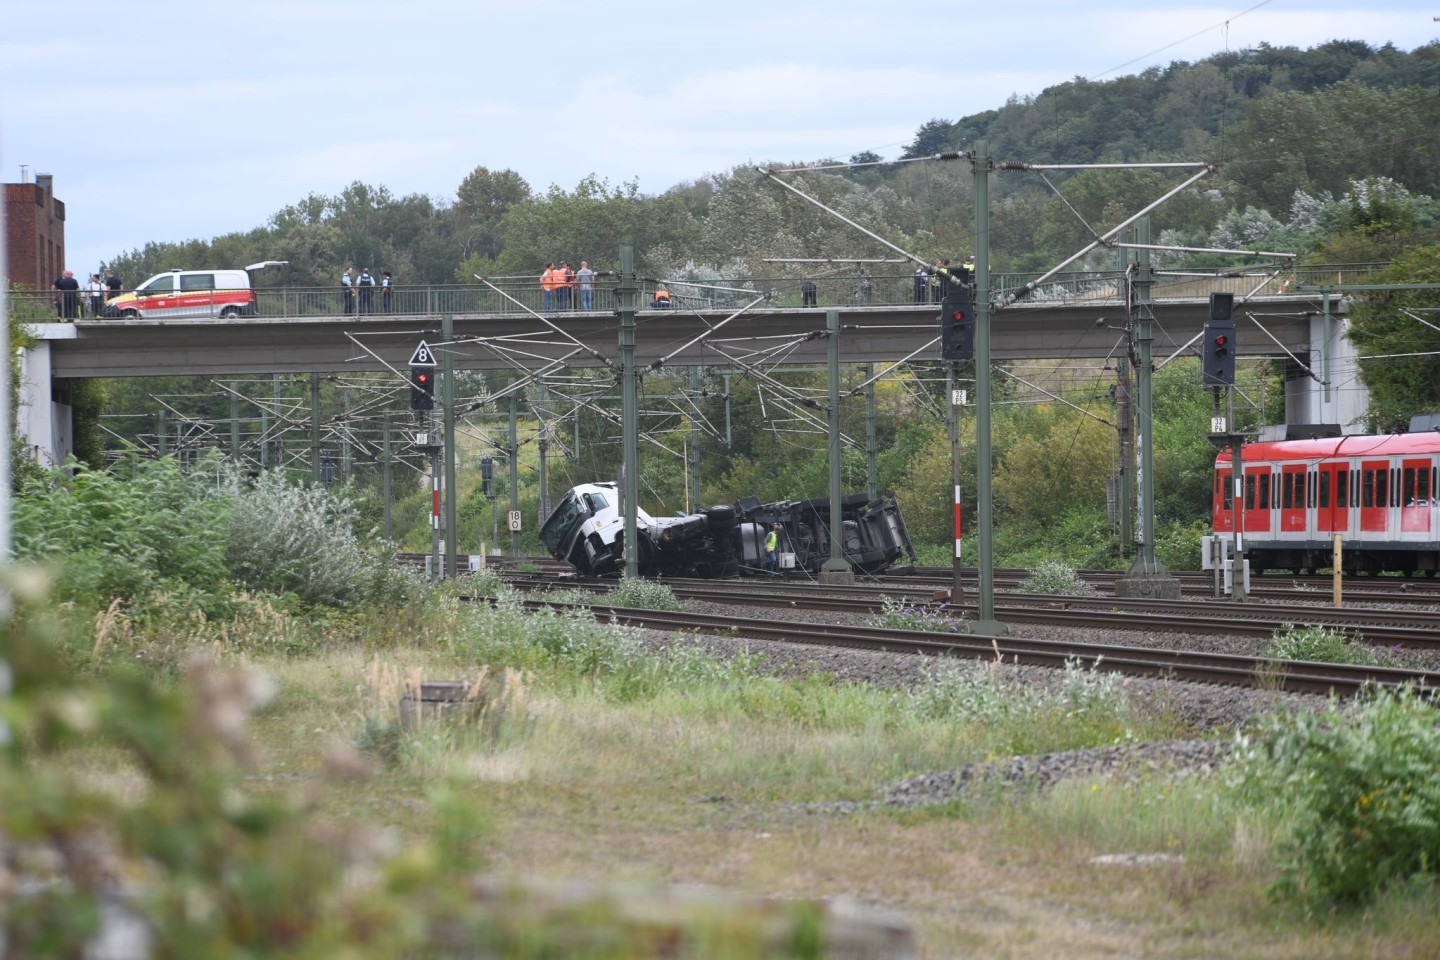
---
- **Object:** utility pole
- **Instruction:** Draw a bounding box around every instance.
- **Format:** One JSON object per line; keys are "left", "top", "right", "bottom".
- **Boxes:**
{"left": 1116, "top": 218, "right": 1180, "bottom": 598}
{"left": 969, "top": 139, "right": 1007, "bottom": 635}
{"left": 865, "top": 361, "right": 878, "bottom": 501}
{"left": 618, "top": 245, "right": 640, "bottom": 579}
{"left": 442, "top": 314, "right": 457, "bottom": 577}
{"left": 821, "top": 309, "right": 853, "bottom": 583}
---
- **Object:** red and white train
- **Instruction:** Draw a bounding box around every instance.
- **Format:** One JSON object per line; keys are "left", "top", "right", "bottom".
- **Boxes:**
{"left": 1207, "top": 432, "right": 1440, "bottom": 575}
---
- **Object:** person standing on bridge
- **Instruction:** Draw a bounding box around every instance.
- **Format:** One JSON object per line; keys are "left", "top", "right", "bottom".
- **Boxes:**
{"left": 540, "top": 262, "right": 557, "bottom": 312}
{"left": 559, "top": 261, "right": 575, "bottom": 311}
{"left": 53, "top": 271, "right": 81, "bottom": 319}
{"left": 931, "top": 260, "right": 949, "bottom": 303}
{"left": 576, "top": 260, "right": 595, "bottom": 310}
{"left": 801, "top": 279, "right": 817, "bottom": 306}
{"left": 961, "top": 254, "right": 976, "bottom": 290}
{"left": 104, "top": 270, "right": 122, "bottom": 301}
{"left": 913, "top": 264, "right": 928, "bottom": 304}
{"left": 381, "top": 271, "right": 393, "bottom": 312}
{"left": 86, "top": 274, "right": 105, "bottom": 318}
{"left": 357, "top": 267, "right": 376, "bottom": 314}
{"left": 341, "top": 266, "right": 355, "bottom": 315}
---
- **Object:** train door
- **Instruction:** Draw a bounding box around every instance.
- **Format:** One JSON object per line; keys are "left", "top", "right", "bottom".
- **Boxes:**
{"left": 1400, "top": 458, "right": 1433, "bottom": 535}
{"left": 1279, "top": 465, "right": 1306, "bottom": 533}
{"left": 1359, "top": 460, "right": 1389, "bottom": 533}
{"left": 1213, "top": 468, "right": 1233, "bottom": 533}
{"left": 1243, "top": 465, "right": 1271, "bottom": 532}
{"left": 1315, "top": 462, "right": 1345, "bottom": 534}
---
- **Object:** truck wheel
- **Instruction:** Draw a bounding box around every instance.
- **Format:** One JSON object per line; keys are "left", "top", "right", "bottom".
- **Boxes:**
{"left": 220, "top": 306, "right": 241, "bottom": 318}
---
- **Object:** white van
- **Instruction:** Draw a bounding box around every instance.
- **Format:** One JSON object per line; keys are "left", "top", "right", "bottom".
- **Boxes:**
{"left": 104, "top": 261, "right": 287, "bottom": 320}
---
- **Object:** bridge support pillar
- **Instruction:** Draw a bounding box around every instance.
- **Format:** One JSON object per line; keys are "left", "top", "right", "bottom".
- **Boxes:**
{"left": 16, "top": 333, "right": 73, "bottom": 467}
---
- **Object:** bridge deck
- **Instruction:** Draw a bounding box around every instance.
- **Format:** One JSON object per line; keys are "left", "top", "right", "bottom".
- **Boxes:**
{"left": 30, "top": 296, "right": 1326, "bottom": 379}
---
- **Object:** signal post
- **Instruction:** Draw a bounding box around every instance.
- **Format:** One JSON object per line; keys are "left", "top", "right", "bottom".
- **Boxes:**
{"left": 409, "top": 340, "right": 444, "bottom": 580}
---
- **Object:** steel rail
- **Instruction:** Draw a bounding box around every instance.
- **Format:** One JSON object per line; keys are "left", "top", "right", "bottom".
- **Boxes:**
{"left": 514, "top": 599, "right": 1438, "bottom": 698}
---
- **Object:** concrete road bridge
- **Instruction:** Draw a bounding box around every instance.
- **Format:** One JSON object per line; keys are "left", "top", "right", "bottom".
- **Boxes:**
{"left": 15, "top": 270, "right": 1364, "bottom": 465}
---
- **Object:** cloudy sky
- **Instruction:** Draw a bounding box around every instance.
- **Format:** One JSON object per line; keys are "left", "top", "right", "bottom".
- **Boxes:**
{"left": 3, "top": 1, "right": 1436, "bottom": 274}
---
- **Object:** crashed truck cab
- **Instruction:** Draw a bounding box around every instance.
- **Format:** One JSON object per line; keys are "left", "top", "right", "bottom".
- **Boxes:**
{"left": 538, "top": 482, "right": 739, "bottom": 578}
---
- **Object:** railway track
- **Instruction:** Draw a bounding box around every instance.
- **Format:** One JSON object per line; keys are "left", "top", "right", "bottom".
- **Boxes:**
{"left": 505, "top": 596, "right": 1440, "bottom": 699}
{"left": 504, "top": 575, "right": 1440, "bottom": 650}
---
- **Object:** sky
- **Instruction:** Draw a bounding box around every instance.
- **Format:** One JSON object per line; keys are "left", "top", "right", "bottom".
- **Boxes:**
{"left": 3, "top": 1, "right": 1437, "bottom": 276}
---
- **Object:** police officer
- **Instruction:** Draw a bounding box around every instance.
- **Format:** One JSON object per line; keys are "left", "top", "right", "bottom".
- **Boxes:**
{"left": 913, "top": 265, "right": 928, "bottom": 304}
{"left": 357, "top": 267, "right": 375, "bottom": 314}
{"left": 961, "top": 254, "right": 976, "bottom": 289}
{"left": 341, "top": 266, "right": 355, "bottom": 315}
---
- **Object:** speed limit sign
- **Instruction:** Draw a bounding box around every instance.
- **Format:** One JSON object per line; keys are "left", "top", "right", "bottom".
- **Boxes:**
{"left": 507, "top": 510, "right": 523, "bottom": 532}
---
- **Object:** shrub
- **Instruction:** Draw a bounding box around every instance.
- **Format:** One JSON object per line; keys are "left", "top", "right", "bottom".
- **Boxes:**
{"left": 1019, "top": 560, "right": 1095, "bottom": 595}
{"left": 1227, "top": 686, "right": 1440, "bottom": 907}
{"left": 224, "top": 470, "right": 417, "bottom": 609}
{"left": 607, "top": 576, "right": 681, "bottom": 611}
{"left": 870, "top": 596, "right": 964, "bottom": 633}
{"left": 12, "top": 454, "right": 232, "bottom": 612}
{"left": 1263, "top": 624, "right": 1399, "bottom": 667}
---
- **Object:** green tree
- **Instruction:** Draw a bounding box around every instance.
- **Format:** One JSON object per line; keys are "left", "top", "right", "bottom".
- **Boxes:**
{"left": 1346, "top": 244, "right": 1440, "bottom": 430}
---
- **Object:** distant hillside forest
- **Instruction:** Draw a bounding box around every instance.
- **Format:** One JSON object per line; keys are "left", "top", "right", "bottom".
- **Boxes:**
{"left": 104, "top": 39, "right": 1439, "bottom": 290}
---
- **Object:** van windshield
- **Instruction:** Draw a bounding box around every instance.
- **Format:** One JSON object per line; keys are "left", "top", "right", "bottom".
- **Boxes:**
{"left": 140, "top": 276, "right": 175, "bottom": 295}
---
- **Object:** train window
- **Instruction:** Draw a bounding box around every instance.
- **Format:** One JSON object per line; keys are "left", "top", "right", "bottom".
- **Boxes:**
{"left": 1392, "top": 468, "right": 1400, "bottom": 508}
{"left": 1378, "top": 468, "right": 1389, "bottom": 509}
{"left": 1404, "top": 467, "right": 1417, "bottom": 507}
{"left": 1362, "top": 470, "right": 1373, "bottom": 508}
{"left": 1244, "top": 474, "right": 1255, "bottom": 509}
{"left": 1221, "top": 471, "right": 1233, "bottom": 510}
{"left": 1259, "top": 473, "right": 1270, "bottom": 510}
{"left": 1281, "top": 474, "right": 1292, "bottom": 510}
{"left": 1349, "top": 469, "right": 1357, "bottom": 508}
{"left": 1307, "top": 471, "right": 1315, "bottom": 508}
{"left": 1318, "top": 471, "right": 1330, "bottom": 508}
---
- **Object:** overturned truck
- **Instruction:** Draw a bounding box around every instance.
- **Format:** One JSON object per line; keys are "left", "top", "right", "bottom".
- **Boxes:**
{"left": 539, "top": 482, "right": 917, "bottom": 579}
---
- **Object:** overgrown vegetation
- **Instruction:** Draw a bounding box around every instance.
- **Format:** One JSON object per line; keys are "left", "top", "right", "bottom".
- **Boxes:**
{"left": 1227, "top": 686, "right": 1440, "bottom": 909}
{"left": 871, "top": 596, "right": 965, "bottom": 633}
{"left": 1262, "top": 624, "right": 1400, "bottom": 667}
{"left": 7, "top": 447, "right": 1440, "bottom": 949}
{"left": 606, "top": 576, "right": 682, "bottom": 611}
{"left": 1019, "top": 561, "right": 1096, "bottom": 595}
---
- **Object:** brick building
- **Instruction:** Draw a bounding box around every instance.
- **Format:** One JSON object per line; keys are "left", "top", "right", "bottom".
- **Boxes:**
{"left": 4, "top": 172, "right": 66, "bottom": 291}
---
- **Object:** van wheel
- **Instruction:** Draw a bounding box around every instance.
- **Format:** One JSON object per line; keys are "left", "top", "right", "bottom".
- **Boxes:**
{"left": 123, "top": 309, "right": 139, "bottom": 319}
{"left": 220, "top": 307, "right": 241, "bottom": 319}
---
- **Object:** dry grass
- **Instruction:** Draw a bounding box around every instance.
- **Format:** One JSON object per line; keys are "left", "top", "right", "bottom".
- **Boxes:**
{"left": 229, "top": 645, "right": 1440, "bottom": 959}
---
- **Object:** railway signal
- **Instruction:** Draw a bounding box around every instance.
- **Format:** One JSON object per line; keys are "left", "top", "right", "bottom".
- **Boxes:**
{"left": 1202, "top": 292, "right": 1236, "bottom": 386}
{"left": 939, "top": 286, "right": 976, "bottom": 361}
{"left": 409, "top": 366, "right": 435, "bottom": 410}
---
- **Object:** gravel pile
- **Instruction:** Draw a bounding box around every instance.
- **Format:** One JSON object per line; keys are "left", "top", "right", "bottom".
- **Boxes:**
{"left": 884, "top": 737, "right": 1232, "bottom": 809}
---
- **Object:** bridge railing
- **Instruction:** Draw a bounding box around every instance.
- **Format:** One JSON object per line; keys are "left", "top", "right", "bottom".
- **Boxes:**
{"left": 7, "top": 263, "right": 1390, "bottom": 321}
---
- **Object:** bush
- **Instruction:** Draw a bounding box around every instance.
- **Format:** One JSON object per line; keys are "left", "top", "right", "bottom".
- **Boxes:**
{"left": 870, "top": 596, "right": 964, "bottom": 633}
{"left": 12, "top": 454, "right": 233, "bottom": 612}
{"left": 224, "top": 470, "right": 417, "bottom": 609}
{"left": 1263, "top": 624, "right": 1399, "bottom": 667}
{"left": 607, "top": 577, "right": 681, "bottom": 611}
{"left": 1019, "top": 560, "right": 1095, "bottom": 595}
{"left": 1227, "top": 687, "right": 1440, "bottom": 907}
